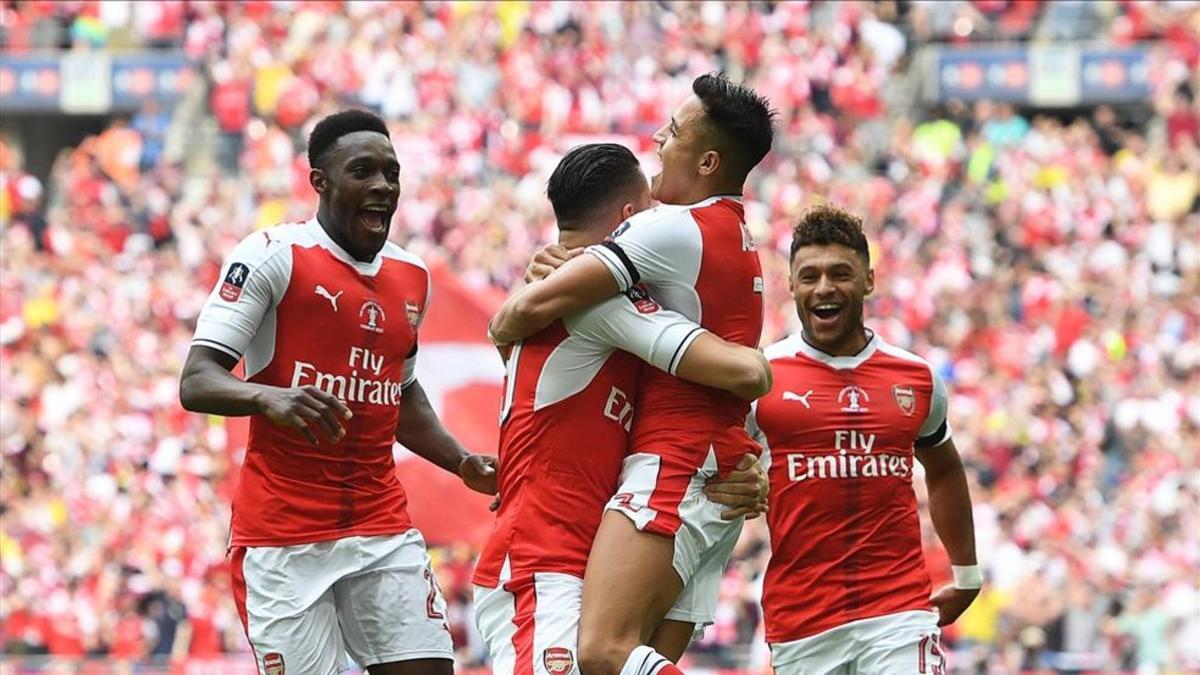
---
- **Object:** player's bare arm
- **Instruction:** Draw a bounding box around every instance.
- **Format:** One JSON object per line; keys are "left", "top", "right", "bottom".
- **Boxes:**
{"left": 180, "top": 345, "right": 351, "bottom": 447}
{"left": 675, "top": 335, "right": 772, "bottom": 401}
{"left": 489, "top": 254, "right": 619, "bottom": 345}
{"left": 395, "top": 379, "right": 498, "bottom": 496}
{"left": 915, "top": 437, "right": 980, "bottom": 626}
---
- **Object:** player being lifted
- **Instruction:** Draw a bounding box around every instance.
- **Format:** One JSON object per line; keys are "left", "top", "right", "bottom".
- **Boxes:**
{"left": 473, "top": 143, "right": 771, "bottom": 674}
{"left": 179, "top": 110, "right": 497, "bottom": 675}
{"left": 489, "top": 73, "right": 776, "bottom": 675}
{"left": 750, "top": 204, "right": 980, "bottom": 674}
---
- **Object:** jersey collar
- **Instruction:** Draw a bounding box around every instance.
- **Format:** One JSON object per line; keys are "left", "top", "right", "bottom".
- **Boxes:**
{"left": 795, "top": 329, "right": 879, "bottom": 370}
{"left": 305, "top": 218, "right": 385, "bottom": 276}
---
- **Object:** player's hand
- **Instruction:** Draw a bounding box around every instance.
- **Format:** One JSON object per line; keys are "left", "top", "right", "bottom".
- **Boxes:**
{"left": 703, "top": 453, "right": 769, "bottom": 521}
{"left": 460, "top": 454, "right": 499, "bottom": 496}
{"left": 489, "top": 494, "right": 501, "bottom": 512}
{"left": 524, "top": 244, "right": 582, "bottom": 283}
{"left": 930, "top": 584, "right": 980, "bottom": 626}
{"left": 256, "top": 385, "right": 352, "bottom": 446}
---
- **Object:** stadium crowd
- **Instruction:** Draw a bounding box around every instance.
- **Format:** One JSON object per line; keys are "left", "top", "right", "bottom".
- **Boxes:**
{"left": 2, "top": 1, "right": 1198, "bottom": 671}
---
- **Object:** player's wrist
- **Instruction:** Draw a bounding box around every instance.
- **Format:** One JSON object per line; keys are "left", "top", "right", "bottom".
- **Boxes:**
{"left": 951, "top": 564, "right": 983, "bottom": 590}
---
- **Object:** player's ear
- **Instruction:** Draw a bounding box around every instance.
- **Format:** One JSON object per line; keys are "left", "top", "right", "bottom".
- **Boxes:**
{"left": 864, "top": 267, "right": 876, "bottom": 297}
{"left": 698, "top": 150, "right": 720, "bottom": 177}
{"left": 309, "top": 168, "right": 328, "bottom": 195}
{"left": 621, "top": 202, "right": 635, "bottom": 220}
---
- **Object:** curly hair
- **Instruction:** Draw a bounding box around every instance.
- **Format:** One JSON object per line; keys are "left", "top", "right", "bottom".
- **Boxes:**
{"left": 790, "top": 203, "right": 870, "bottom": 264}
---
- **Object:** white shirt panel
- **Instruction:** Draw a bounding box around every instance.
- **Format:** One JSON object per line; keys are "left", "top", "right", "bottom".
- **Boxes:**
{"left": 565, "top": 294, "right": 705, "bottom": 376}
{"left": 192, "top": 229, "right": 295, "bottom": 372}
{"left": 585, "top": 201, "right": 706, "bottom": 322}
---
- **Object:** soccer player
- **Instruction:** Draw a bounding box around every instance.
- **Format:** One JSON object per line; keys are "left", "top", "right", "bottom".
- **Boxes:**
{"left": 488, "top": 73, "right": 776, "bottom": 675}
{"left": 750, "top": 204, "right": 980, "bottom": 674}
{"left": 473, "top": 143, "right": 771, "bottom": 675}
{"left": 178, "top": 109, "right": 497, "bottom": 675}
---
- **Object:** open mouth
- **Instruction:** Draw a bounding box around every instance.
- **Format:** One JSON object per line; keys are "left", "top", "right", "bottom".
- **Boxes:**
{"left": 811, "top": 303, "right": 843, "bottom": 322}
{"left": 358, "top": 206, "right": 390, "bottom": 235}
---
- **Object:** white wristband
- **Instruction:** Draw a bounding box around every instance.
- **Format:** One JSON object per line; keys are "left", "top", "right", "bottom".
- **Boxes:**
{"left": 952, "top": 564, "right": 983, "bottom": 590}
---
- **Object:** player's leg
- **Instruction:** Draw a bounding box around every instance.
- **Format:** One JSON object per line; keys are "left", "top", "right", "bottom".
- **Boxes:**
{"left": 647, "top": 620, "right": 696, "bottom": 662}
{"left": 579, "top": 445, "right": 709, "bottom": 675}
{"left": 851, "top": 611, "right": 945, "bottom": 675}
{"left": 649, "top": 508, "right": 745, "bottom": 661}
{"left": 473, "top": 582, "right": 519, "bottom": 675}
{"left": 231, "top": 543, "right": 350, "bottom": 675}
{"left": 577, "top": 511, "right": 684, "bottom": 675}
{"left": 768, "top": 622, "right": 856, "bottom": 675}
{"left": 475, "top": 573, "right": 586, "bottom": 675}
{"left": 333, "top": 531, "right": 454, "bottom": 675}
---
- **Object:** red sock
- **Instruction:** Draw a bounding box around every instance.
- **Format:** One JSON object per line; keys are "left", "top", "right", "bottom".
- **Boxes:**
{"left": 656, "top": 665, "right": 685, "bottom": 675}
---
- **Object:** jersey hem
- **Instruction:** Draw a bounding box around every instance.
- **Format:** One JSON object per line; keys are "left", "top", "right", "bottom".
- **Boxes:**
{"left": 230, "top": 523, "right": 413, "bottom": 548}
{"left": 765, "top": 603, "right": 935, "bottom": 645}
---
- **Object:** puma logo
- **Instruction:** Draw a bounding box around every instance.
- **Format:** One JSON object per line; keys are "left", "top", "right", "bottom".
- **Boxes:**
{"left": 315, "top": 285, "right": 343, "bottom": 312}
{"left": 783, "top": 390, "right": 813, "bottom": 408}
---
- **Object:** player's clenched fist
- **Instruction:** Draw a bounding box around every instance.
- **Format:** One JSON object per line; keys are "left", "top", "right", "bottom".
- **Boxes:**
{"left": 460, "top": 454, "right": 499, "bottom": 496}
{"left": 254, "top": 385, "right": 353, "bottom": 446}
{"left": 523, "top": 244, "right": 581, "bottom": 283}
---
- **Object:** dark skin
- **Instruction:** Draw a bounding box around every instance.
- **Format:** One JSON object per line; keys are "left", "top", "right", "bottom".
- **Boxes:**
{"left": 179, "top": 130, "right": 497, "bottom": 675}
{"left": 789, "top": 242, "right": 979, "bottom": 626}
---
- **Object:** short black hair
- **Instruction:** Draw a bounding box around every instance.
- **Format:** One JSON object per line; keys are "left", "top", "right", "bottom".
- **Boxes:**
{"left": 546, "top": 143, "right": 645, "bottom": 227}
{"left": 790, "top": 204, "right": 870, "bottom": 264}
{"left": 692, "top": 72, "right": 777, "bottom": 177}
{"left": 307, "top": 109, "right": 390, "bottom": 170}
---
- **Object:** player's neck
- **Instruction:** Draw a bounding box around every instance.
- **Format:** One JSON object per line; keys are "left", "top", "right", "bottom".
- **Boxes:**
{"left": 676, "top": 178, "right": 742, "bottom": 205}
{"left": 315, "top": 209, "right": 374, "bottom": 263}
{"left": 802, "top": 327, "right": 872, "bottom": 357}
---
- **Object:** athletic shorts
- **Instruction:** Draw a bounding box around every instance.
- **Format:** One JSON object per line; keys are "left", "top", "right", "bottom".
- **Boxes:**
{"left": 230, "top": 530, "right": 454, "bottom": 675}
{"left": 603, "top": 431, "right": 749, "bottom": 601}
{"left": 473, "top": 570, "right": 725, "bottom": 675}
{"left": 770, "top": 610, "right": 945, "bottom": 675}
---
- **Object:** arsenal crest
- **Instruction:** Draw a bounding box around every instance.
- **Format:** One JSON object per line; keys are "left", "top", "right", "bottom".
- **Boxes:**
{"left": 263, "top": 652, "right": 285, "bottom": 675}
{"left": 405, "top": 300, "right": 421, "bottom": 327}
{"left": 893, "top": 385, "right": 916, "bottom": 416}
{"left": 543, "top": 647, "right": 575, "bottom": 674}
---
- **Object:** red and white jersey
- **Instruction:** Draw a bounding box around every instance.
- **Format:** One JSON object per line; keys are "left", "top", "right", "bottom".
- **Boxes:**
{"left": 587, "top": 196, "right": 764, "bottom": 451}
{"left": 750, "top": 331, "right": 951, "bottom": 644}
{"left": 192, "top": 219, "right": 431, "bottom": 547}
{"left": 473, "top": 288, "right": 705, "bottom": 587}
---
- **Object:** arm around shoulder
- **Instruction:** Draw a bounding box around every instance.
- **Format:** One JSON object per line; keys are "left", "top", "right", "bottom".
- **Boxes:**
{"left": 674, "top": 334, "right": 772, "bottom": 401}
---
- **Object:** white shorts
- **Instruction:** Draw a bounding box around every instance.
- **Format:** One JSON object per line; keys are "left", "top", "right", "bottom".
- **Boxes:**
{"left": 770, "top": 610, "right": 945, "bottom": 675}
{"left": 605, "top": 450, "right": 745, "bottom": 624}
{"left": 473, "top": 570, "right": 726, "bottom": 675}
{"left": 230, "top": 530, "right": 454, "bottom": 675}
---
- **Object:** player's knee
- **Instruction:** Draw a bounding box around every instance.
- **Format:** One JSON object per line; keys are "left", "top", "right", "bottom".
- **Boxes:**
{"left": 577, "top": 639, "right": 628, "bottom": 675}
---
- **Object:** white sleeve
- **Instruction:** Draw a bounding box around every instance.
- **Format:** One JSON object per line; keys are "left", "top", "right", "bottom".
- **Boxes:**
{"left": 191, "top": 234, "right": 289, "bottom": 360}
{"left": 400, "top": 271, "right": 433, "bottom": 389}
{"left": 566, "top": 289, "right": 705, "bottom": 375}
{"left": 585, "top": 212, "right": 699, "bottom": 292}
{"left": 915, "top": 369, "right": 951, "bottom": 448}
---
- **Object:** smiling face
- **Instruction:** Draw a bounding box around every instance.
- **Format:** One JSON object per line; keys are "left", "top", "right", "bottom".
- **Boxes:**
{"left": 650, "top": 95, "right": 714, "bottom": 205}
{"left": 789, "top": 243, "right": 875, "bottom": 355}
{"left": 310, "top": 131, "right": 400, "bottom": 261}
